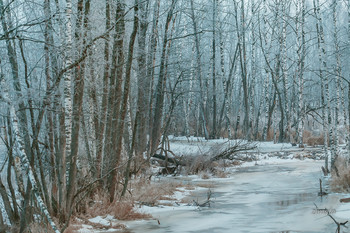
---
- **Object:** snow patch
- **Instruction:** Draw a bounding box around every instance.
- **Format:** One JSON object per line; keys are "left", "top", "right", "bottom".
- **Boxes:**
{"left": 88, "top": 216, "right": 111, "bottom": 226}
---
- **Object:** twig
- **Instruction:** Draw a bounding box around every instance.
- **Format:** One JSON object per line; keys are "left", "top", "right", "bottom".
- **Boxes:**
{"left": 314, "top": 203, "right": 347, "bottom": 233}
{"left": 318, "top": 179, "right": 327, "bottom": 196}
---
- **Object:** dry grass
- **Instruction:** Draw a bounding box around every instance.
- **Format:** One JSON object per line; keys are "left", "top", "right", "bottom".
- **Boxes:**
{"left": 196, "top": 183, "right": 215, "bottom": 189}
{"left": 63, "top": 224, "right": 81, "bottom": 233}
{"left": 331, "top": 157, "right": 350, "bottom": 192}
{"left": 266, "top": 128, "right": 278, "bottom": 141}
{"left": 24, "top": 222, "right": 55, "bottom": 233}
{"left": 159, "top": 196, "right": 176, "bottom": 201}
{"left": 82, "top": 191, "right": 151, "bottom": 221}
{"left": 183, "top": 184, "right": 195, "bottom": 190}
{"left": 234, "top": 129, "right": 243, "bottom": 139}
{"left": 200, "top": 172, "right": 210, "bottom": 179}
{"left": 305, "top": 136, "right": 324, "bottom": 146}
{"left": 303, "top": 130, "right": 325, "bottom": 146}
{"left": 303, "top": 130, "right": 312, "bottom": 139}
{"left": 213, "top": 169, "right": 228, "bottom": 178}
{"left": 67, "top": 217, "right": 126, "bottom": 232}
{"left": 186, "top": 155, "right": 215, "bottom": 174}
{"left": 109, "top": 201, "right": 151, "bottom": 220}
{"left": 131, "top": 178, "right": 181, "bottom": 206}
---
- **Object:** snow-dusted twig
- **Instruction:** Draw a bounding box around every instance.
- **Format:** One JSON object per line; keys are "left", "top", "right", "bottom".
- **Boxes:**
{"left": 193, "top": 189, "right": 212, "bottom": 208}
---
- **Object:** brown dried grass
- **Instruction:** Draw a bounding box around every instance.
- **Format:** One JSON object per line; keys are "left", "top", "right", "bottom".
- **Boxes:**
{"left": 305, "top": 135, "right": 324, "bottom": 146}
{"left": 266, "top": 128, "right": 276, "bottom": 141}
{"left": 83, "top": 191, "right": 151, "bottom": 221}
{"left": 196, "top": 183, "right": 215, "bottom": 189}
{"left": 63, "top": 225, "right": 81, "bottom": 233}
{"left": 331, "top": 157, "right": 350, "bottom": 192}
{"left": 303, "top": 130, "right": 312, "bottom": 139}
{"left": 303, "top": 130, "right": 325, "bottom": 146}
{"left": 234, "top": 129, "right": 243, "bottom": 139}
{"left": 131, "top": 178, "right": 181, "bottom": 206}
{"left": 186, "top": 156, "right": 214, "bottom": 174}
{"left": 25, "top": 222, "right": 55, "bottom": 233}
{"left": 214, "top": 169, "right": 228, "bottom": 178}
{"left": 200, "top": 172, "right": 210, "bottom": 179}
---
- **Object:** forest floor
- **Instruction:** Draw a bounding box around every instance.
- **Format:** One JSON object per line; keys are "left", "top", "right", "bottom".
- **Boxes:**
{"left": 73, "top": 137, "right": 350, "bottom": 233}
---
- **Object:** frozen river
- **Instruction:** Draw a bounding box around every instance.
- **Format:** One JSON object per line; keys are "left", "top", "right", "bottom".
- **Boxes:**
{"left": 120, "top": 160, "right": 345, "bottom": 233}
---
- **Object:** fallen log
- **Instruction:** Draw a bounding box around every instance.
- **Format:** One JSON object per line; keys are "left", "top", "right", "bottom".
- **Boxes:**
{"left": 340, "top": 197, "right": 350, "bottom": 203}
{"left": 152, "top": 154, "right": 186, "bottom": 166}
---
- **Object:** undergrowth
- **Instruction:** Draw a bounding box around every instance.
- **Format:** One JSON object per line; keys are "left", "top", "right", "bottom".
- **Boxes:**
{"left": 331, "top": 157, "right": 350, "bottom": 192}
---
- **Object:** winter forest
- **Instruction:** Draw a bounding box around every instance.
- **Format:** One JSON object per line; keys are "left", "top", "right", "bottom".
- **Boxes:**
{"left": 1, "top": 0, "right": 350, "bottom": 232}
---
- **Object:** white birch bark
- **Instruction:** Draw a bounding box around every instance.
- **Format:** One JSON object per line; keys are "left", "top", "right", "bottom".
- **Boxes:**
{"left": 61, "top": 0, "right": 74, "bottom": 217}
{"left": 296, "top": 0, "right": 306, "bottom": 146}
{"left": 331, "top": 0, "right": 341, "bottom": 168}
{"left": 282, "top": 2, "right": 291, "bottom": 142}
{"left": 0, "top": 80, "right": 59, "bottom": 233}
{"left": 313, "top": 0, "right": 330, "bottom": 171}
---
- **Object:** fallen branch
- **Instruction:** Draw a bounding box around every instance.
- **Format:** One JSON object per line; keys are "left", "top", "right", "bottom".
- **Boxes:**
{"left": 210, "top": 141, "right": 257, "bottom": 161}
{"left": 193, "top": 189, "right": 212, "bottom": 208}
{"left": 314, "top": 203, "right": 347, "bottom": 233}
{"left": 340, "top": 198, "right": 350, "bottom": 203}
{"left": 152, "top": 153, "right": 186, "bottom": 166}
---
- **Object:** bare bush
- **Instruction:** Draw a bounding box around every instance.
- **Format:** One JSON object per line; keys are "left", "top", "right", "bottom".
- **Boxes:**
{"left": 200, "top": 172, "right": 210, "bottom": 179}
{"left": 186, "top": 155, "right": 214, "bottom": 174}
{"left": 81, "top": 191, "right": 150, "bottom": 221}
{"left": 331, "top": 157, "right": 350, "bottom": 192}
{"left": 24, "top": 222, "right": 55, "bottom": 233}
{"left": 303, "top": 130, "right": 324, "bottom": 146}
{"left": 131, "top": 179, "right": 180, "bottom": 206}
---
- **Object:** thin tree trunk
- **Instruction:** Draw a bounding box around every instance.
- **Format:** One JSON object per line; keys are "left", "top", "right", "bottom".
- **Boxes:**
{"left": 211, "top": 0, "right": 217, "bottom": 139}
{"left": 150, "top": 0, "right": 177, "bottom": 156}
{"left": 96, "top": 0, "right": 111, "bottom": 181}
{"left": 109, "top": 0, "right": 139, "bottom": 202}
{"left": 190, "top": 0, "right": 209, "bottom": 140}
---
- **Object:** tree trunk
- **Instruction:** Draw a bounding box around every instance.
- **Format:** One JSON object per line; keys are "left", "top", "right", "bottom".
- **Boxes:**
{"left": 190, "top": 0, "right": 209, "bottom": 140}
{"left": 150, "top": 0, "right": 177, "bottom": 156}
{"left": 109, "top": 0, "right": 139, "bottom": 202}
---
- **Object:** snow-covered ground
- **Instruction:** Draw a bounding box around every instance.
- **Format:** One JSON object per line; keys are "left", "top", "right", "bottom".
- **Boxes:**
{"left": 74, "top": 137, "right": 350, "bottom": 233}
{"left": 166, "top": 136, "right": 322, "bottom": 157}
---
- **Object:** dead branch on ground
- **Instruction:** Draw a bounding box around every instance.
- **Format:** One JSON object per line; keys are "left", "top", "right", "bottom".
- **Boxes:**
{"left": 314, "top": 203, "right": 348, "bottom": 233}
{"left": 210, "top": 141, "right": 257, "bottom": 161}
{"left": 193, "top": 189, "right": 212, "bottom": 208}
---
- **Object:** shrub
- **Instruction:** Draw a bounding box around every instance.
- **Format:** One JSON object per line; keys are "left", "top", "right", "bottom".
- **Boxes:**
{"left": 186, "top": 156, "right": 214, "bottom": 174}
{"left": 331, "top": 157, "right": 350, "bottom": 192}
{"left": 82, "top": 191, "right": 150, "bottom": 221}
{"left": 303, "top": 130, "right": 325, "bottom": 146}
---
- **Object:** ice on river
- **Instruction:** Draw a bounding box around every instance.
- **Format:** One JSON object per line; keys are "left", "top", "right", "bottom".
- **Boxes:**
{"left": 121, "top": 160, "right": 345, "bottom": 233}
